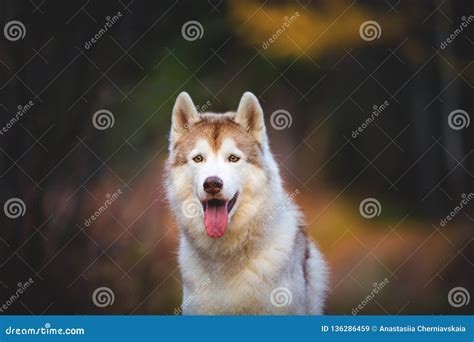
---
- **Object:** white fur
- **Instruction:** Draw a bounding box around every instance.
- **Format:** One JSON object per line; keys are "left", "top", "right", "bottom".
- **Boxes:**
{"left": 191, "top": 138, "right": 243, "bottom": 212}
{"left": 166, "top": 92, "right": 328, "bottom": 315}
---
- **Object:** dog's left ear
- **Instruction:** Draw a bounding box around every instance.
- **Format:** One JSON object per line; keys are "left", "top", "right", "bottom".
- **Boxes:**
{"left": 235, "top": 92, "right": 267, "bottom": 144}
{"left": 170, "top": 92, "right": 199, "bottom": 145}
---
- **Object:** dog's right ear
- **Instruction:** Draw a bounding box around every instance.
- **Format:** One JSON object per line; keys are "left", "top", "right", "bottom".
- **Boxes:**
{"left": 170, "top": 92, "right": 199, "bottom": 144}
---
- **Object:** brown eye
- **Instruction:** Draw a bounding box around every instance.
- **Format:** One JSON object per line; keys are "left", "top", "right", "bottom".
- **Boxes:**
{"left": 228, "top": 154, "right": 240, "bottom": 163}
{"left": 193, "top": 155, "right": 203, "bottom": 163}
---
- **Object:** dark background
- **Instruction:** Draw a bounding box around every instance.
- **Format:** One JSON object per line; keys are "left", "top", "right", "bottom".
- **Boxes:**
{"left": 0, "top": 0, "right": 472, "bottom": 314}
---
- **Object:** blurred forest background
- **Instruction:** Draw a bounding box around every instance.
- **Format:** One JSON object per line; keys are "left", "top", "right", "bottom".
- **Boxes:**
{"left": 0, "top": 0, "right": 472, "bottom": 314}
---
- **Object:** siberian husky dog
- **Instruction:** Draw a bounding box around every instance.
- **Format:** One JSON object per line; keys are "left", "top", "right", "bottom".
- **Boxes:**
{"left": 165, "top": 91, "right": 328, "bottom": 315}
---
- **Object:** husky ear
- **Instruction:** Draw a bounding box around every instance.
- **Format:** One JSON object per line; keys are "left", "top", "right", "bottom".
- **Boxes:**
{"left": 170, "top": 92, "right": 199, "bottom": 143}
{"left": 235, "top": 92, "right": 266, "bottom": 144}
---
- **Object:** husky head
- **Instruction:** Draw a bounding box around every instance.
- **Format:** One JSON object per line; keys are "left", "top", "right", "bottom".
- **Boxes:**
{"left": 166, "top": 92, "right": 283, "bottom": 245}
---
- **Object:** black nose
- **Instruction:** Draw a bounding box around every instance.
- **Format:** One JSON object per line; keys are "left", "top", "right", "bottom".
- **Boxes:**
{"left": 203, "top": 176, "right": 223, "bottom": 194}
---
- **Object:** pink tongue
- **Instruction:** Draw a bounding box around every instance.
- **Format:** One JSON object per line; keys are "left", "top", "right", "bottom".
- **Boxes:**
{"left": 204, "top": 202, "right": 228, "bottom": 238}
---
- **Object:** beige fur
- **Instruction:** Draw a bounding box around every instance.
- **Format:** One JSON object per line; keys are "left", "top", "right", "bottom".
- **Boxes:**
{"left": 165, "top": 92, "right": 328, "bottom": 315}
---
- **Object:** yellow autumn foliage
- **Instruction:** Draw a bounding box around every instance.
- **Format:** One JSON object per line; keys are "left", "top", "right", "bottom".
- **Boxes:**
{"left": 230, "top": 0, "right": 404, "bottom": 59}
